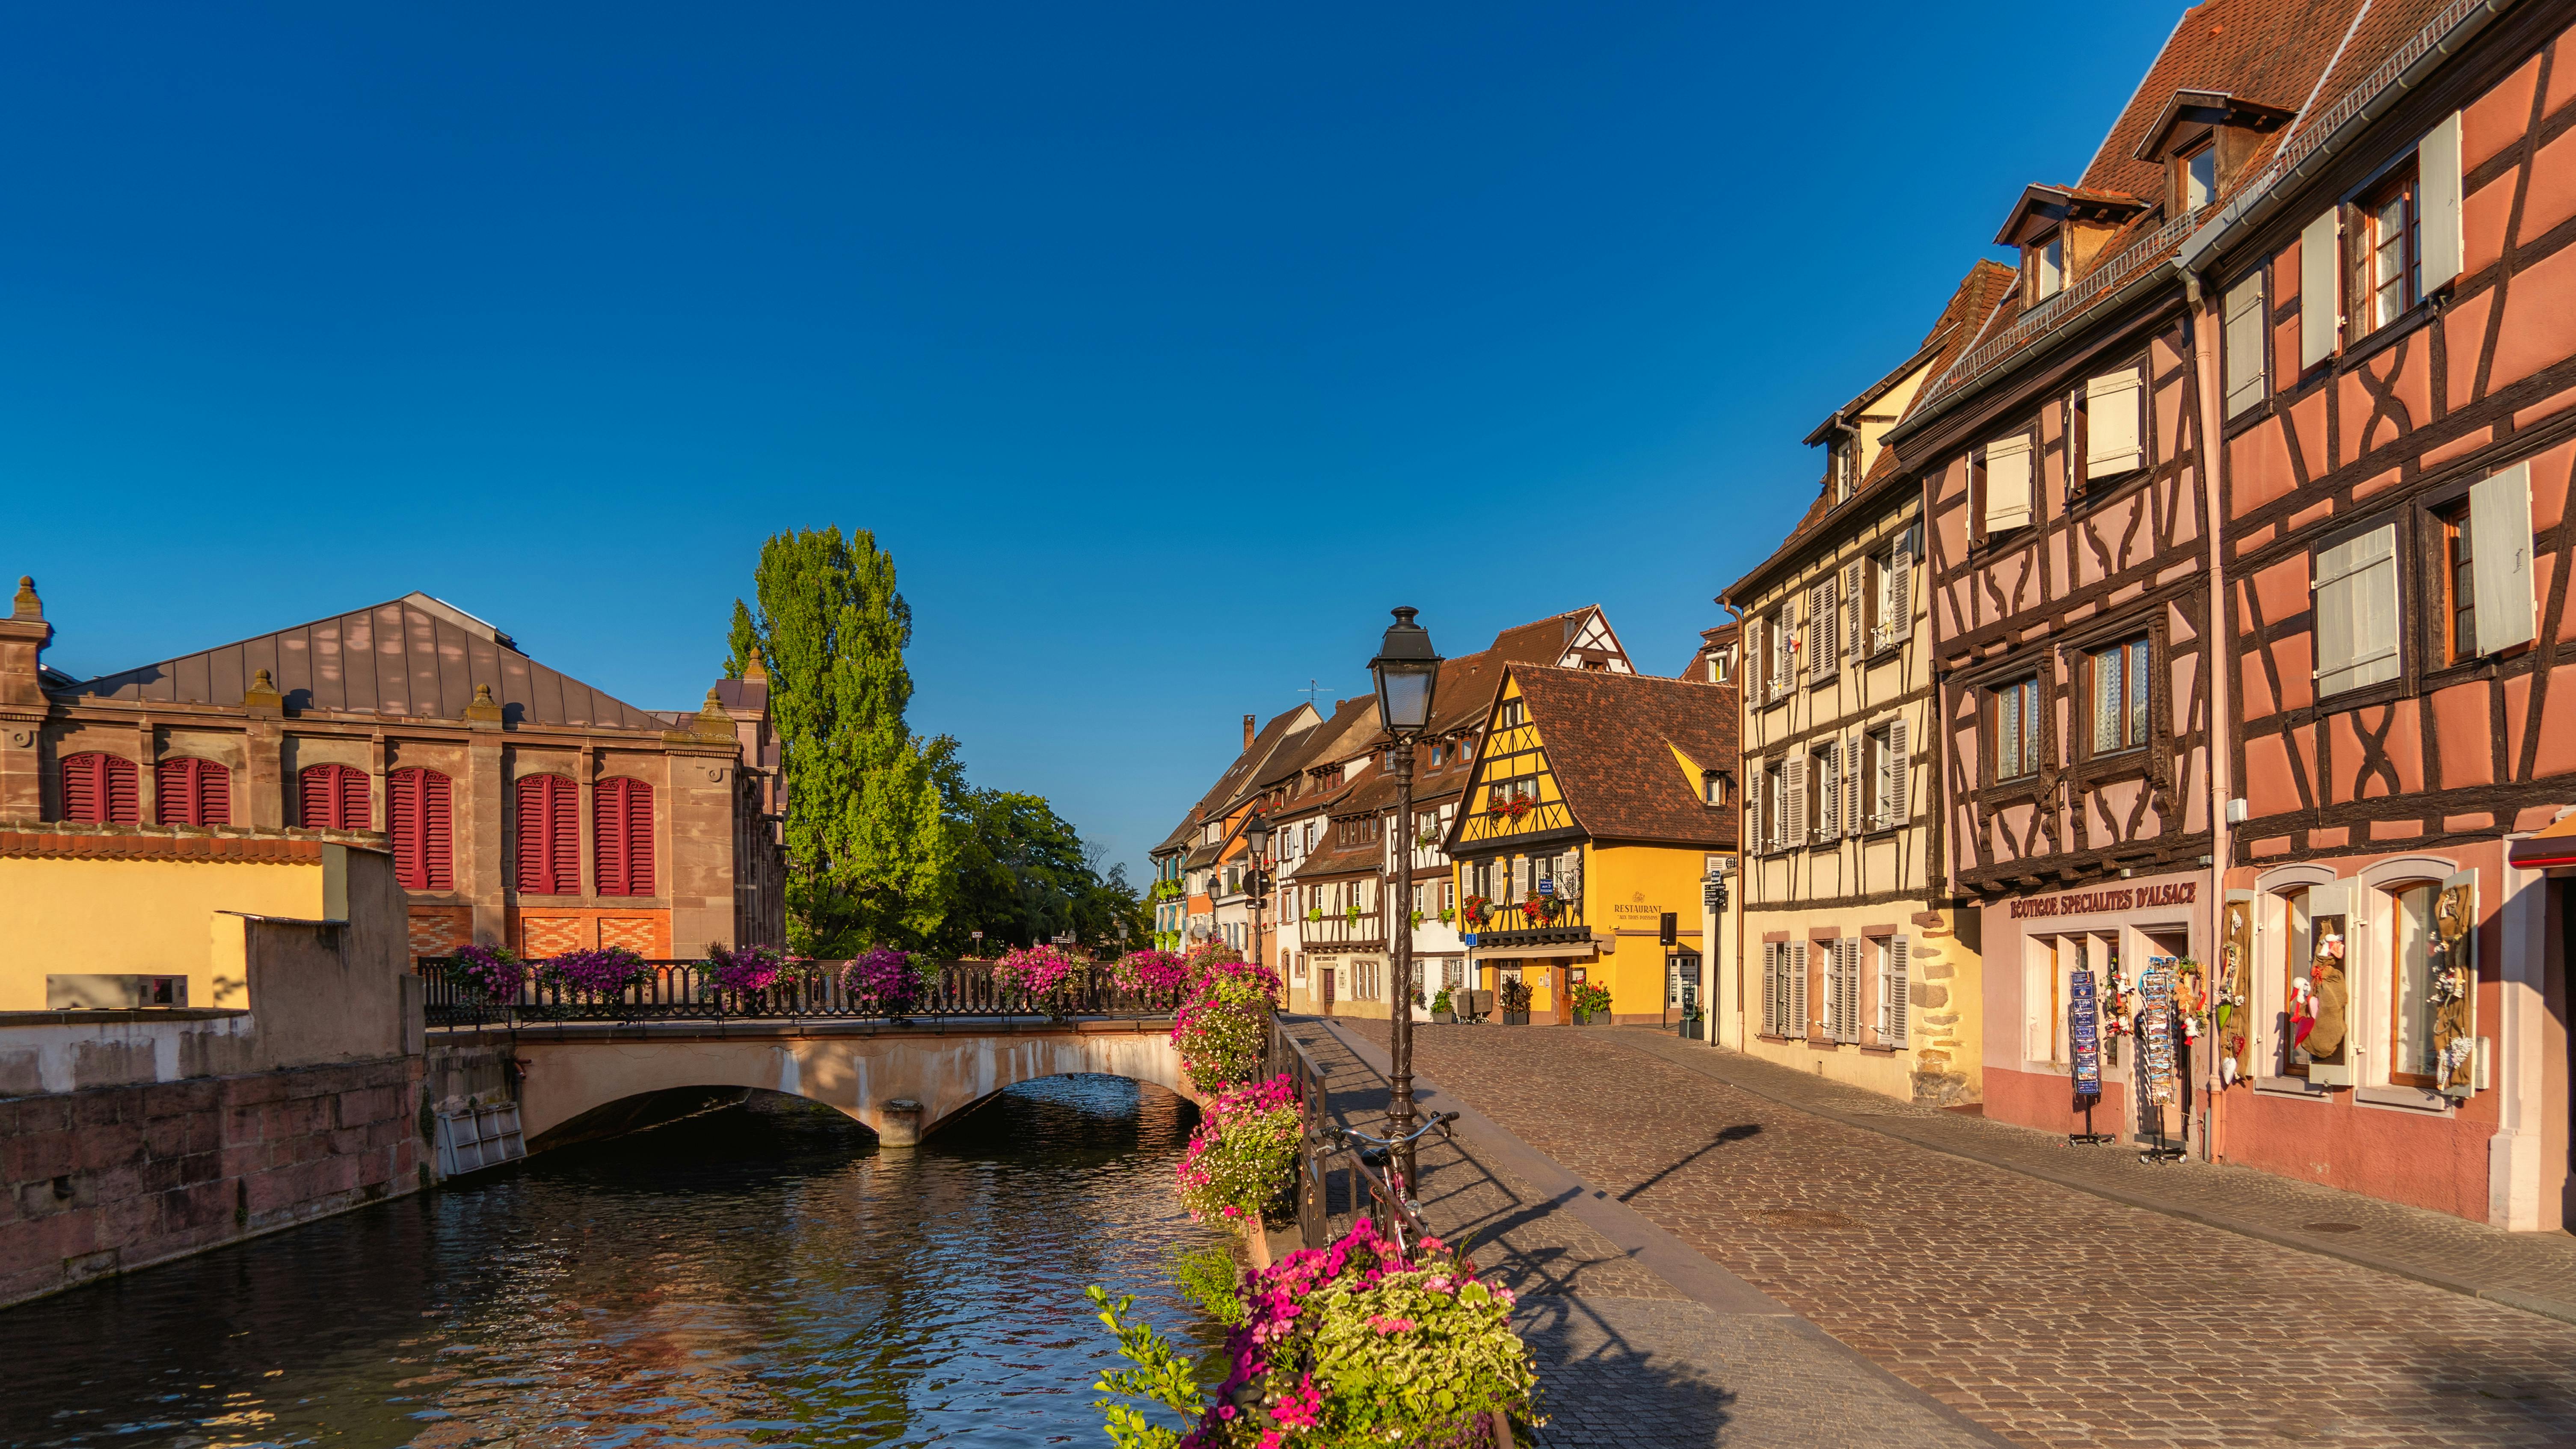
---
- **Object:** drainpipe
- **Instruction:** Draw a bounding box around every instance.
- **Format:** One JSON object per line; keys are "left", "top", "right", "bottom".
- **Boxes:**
{"left": 2186, "top": 264, "right": 2234, "bottom": 1164}
{"left": 1720, "top": 593, "right": 1749, "bottom": 1050}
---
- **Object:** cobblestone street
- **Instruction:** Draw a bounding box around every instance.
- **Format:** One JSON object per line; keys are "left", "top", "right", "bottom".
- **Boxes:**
{"left": 1325, "top": 1019, "right": 2576, "bottom": 1449}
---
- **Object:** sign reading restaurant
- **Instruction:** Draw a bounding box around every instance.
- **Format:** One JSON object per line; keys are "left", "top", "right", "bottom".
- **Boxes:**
{"left": 2008, "top": 881, "right": 2197, "bottom": 919}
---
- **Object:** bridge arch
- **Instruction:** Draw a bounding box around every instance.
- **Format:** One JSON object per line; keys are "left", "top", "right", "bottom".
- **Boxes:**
{"left": 511, "top": 1023, "right": 1195, "bottom": 1151}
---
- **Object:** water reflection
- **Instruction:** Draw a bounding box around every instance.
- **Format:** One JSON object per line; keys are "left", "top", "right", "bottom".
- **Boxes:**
{"left": 4, "top": 1074, "right": 1222, "bottom": 1448}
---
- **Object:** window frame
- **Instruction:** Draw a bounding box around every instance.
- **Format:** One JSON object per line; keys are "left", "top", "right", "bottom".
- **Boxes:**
{"left": 2385, "top": 879, "right": 2444, "bottom": 1089}
{"left": 2085, "top": 635, "right": 2153, "bottom": 760}
{"left": 2348, "top": 160, "right": 2422, "bottom": 343}
{"left": 2180, "top": 141, "right": 2217, "bottom": 213}
{"left": 2029, "top": 227, "right": 2065, "bottom": 303}
{"left": 1989, "top": 676, "right": 2045, "bottom": 785}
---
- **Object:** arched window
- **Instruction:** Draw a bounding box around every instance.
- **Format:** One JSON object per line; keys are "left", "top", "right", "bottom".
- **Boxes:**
{"left": 298, "top": 763, "right": 370, "bottom": 831}
{"left": 156, "top": 758, "right": 231, "bottom": 827}
{"left": 388, "top": 767, "right": 454, "bottom": 892}
{"left": 60, "top": 752, "right": 140, "bottom": 823}
{"left": 595, "top": 777, "right": 655, "bottom": 896}
{"left": 514, "top": 774, "right": 579, "bottom": 895}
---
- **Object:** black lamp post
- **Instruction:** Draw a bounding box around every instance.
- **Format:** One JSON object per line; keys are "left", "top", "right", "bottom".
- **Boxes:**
{"left": 1369, "top": 607, "right": 1442, "bottom": 1191}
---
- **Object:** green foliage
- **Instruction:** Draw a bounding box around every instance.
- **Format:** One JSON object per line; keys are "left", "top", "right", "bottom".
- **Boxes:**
{"left": 1430, "top": 987, "right": 1453, "bottom": 1013}
{"left": 753, "top": 526, "right": 954, "bottom": 954}
{"left": 923, "top": 740, "right": 1149, "bottom": 955}
{"left": 1165, "top": 1244, "right": 1247, "bottom": 1326}
{"left": 722, "top": 597, "right": 760, "bottom": 679}
{"left": 1087, "top": 1286, "right": 1204, "bottom": 1449}
{"left": 1571, "top": 982, "right": 1613, "bottom": 1019}
{"left": 1304, "top": 1268, "right": 1536, "bottom": 1437}
{"left": 1174, "top": 968, "right": 1275, "bottom": 1094}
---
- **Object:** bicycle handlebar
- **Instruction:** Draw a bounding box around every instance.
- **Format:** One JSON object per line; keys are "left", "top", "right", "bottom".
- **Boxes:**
{"left": 1328, "top": 1111, "right": 1457, "bottom": 1150}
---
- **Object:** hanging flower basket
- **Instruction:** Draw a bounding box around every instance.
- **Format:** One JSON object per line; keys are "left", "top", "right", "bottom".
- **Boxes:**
{"left": 843, "top": 945, "right": 938, "bottom": 1017}
{"left": 993, "top": 945, "right": 1083, "bottom": 1018}
{"left": 445, "top": 944, "right": 523, "bottom": 1003}
{"left": 537, "top": 946, "right": 651, "bottom": 998}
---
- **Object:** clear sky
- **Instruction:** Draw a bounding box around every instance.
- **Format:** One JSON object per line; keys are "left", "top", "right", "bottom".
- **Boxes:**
{"left": 5, "top": 2, "right": 2183, "bottom": 875}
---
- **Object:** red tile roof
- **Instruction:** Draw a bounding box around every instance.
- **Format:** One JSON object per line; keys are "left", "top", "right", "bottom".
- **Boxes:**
{"left": 1506, "top": 665, "right": 1738, "bottom": 849}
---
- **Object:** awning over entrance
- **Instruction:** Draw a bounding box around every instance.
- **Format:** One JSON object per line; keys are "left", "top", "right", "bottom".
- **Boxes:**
{"left": 2510, "top": 812, "right": 2576, "bottom": 869}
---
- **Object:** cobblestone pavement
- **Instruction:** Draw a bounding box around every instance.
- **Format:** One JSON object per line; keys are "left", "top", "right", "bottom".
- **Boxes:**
{"left": 1286, "top": 1023, "right": 2006, "bottom": 1448}
{"left": 1333, "top": 1019, "right": 2576, "bottom": 1449}
{"left": 1610, "top": 1026, "right": 2576, "bottom": 1322}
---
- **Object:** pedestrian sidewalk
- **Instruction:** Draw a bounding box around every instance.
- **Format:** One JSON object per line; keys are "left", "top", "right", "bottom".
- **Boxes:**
{"left": 1285, "top": 1019, "right": 2012, "bottom": 1449}
{"left": 1608, "top": 1027, "right": 2576, "bottom": 1325}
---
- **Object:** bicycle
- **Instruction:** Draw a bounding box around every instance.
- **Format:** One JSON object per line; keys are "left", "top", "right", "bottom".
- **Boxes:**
{"left": 1323, "top": 1111, "right": 1458, "bottom": 1258}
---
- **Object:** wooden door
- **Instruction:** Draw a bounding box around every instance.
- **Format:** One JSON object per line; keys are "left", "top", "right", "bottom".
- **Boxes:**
{"left": 1320, "top": 962, "right": 1336, "bottom": 1013}
{"left": 1553, "top": 965, "right": 1573, "bottom": 1025}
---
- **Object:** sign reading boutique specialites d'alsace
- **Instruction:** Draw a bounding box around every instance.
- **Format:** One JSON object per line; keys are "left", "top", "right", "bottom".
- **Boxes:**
{"left": 2009, "top": 882, "right": 2197, "bottom": 920}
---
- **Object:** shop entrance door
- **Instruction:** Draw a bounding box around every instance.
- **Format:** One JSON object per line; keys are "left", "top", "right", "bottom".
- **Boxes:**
{"left": 1553, "top": 965, "right": 1574, "bottom": 1025}
{"left": 1320, "top": 963, "right": 1335, "bottom": 1013}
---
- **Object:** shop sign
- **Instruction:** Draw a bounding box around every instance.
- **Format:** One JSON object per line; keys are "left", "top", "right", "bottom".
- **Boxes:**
{"left": 2068, "top": 969, "right": 2102, "bottom": 1099}
{"left": 2009, "top": 881, "right": 2198, "bottom": 920}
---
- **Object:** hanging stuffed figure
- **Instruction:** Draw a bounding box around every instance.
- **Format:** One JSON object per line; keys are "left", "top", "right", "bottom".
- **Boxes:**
{"left": 2305, "top": 930, "right": 2351, "bottom": 1065}
{"left": 2289, "top": 977, "right": 2317, "bottom": 1048}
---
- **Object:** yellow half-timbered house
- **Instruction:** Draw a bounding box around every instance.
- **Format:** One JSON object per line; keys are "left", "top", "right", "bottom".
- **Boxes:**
{"left": 1447, "top": 664, "right": 1736, "bottom": 1025}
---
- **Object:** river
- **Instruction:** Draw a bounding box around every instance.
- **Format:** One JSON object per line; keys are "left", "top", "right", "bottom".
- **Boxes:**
{"left": 3, "top": 1076, "right": 1227, "bottom": 1448}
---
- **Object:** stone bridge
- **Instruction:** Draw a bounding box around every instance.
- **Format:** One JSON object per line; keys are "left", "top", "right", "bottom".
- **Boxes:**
{"left": 438, "top": 1016, "right": 1192, "bottom": 1150}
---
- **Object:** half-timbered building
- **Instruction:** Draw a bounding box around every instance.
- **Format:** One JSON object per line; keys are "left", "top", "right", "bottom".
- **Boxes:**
{"left": 1885, "top": 0, "right": 2400, "bottom": 1148}
{"left": 1725, "top": 262, "right": 2011, "bottom": 1104}
{"left": 2181, "top": 0, "right": 2576, "bottom": 1227}
{"left": 1446, "top": 664, "right": 1736, "bottom": 1025}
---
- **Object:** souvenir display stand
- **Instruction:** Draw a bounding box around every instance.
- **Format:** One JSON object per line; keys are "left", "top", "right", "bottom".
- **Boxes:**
{"left": 2066, "top": 966, "right": 2111, "bottom": 1146}
{"left": 2135, "top": 957, "right": 2187, "bottom": 1163}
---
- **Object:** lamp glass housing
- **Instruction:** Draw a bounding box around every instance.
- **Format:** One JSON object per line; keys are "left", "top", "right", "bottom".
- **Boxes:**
{"left": 1369, "top": 607, "right": 1443, "bottom": 738}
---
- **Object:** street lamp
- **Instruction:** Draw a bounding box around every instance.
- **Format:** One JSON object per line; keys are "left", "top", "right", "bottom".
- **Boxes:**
{"left": 1368, "top": 606, "right": 1441, "bottom": 1192}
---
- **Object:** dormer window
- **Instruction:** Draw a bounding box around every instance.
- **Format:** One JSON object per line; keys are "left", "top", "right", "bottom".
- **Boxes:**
{"left": 2030, "top": 230, "right": 2065, "bottom": 302}
{"left": 2182, "top": 143, "right": 2217, "bottom": 212}
{"left": 1704, "top": 771, "right": 1731, "bottom": 807}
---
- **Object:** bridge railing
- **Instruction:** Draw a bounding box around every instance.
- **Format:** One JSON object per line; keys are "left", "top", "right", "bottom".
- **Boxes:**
{"left": 1265, "top": 1015, "right": 1429, "bottom": 1254}
{"left": 416, "top": 957, "right": 1186, "bottom": 1029}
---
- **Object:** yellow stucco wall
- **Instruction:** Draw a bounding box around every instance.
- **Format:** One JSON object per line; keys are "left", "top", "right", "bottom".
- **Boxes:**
{"left": 1734, "top": 902, "right": 1983, "bottom": 1104}
{"left": 0, "top": 856, "right": 329, "bottom": 1011}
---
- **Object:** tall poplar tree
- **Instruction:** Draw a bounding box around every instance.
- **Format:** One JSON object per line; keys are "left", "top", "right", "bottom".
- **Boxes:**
{"left": 722, "top": 599, "right": 760, "bottom": 679}
{"left": 752, "top": 527, "right": 953, "bottom": 953}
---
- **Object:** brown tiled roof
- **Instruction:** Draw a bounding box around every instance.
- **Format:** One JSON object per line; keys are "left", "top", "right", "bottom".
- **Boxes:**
{"left": 1727, "top": 259, "right": 2016, "bottom": 602}
{"left": 1509, "top": 665, "right": 1737, "bottom": 849}
{"left": 1288, "top": 773, "right": 1402, "bottom": 881}
{"left": 59, "top": 592, "right": 664, "bottom": 730}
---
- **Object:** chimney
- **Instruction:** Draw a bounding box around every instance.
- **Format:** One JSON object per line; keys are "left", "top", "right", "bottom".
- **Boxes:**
{"left": 1243, "top": 714, "right": 1257, "bottom": 751}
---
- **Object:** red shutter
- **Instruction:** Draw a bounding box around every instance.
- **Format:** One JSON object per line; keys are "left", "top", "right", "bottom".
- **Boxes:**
{"left": 516, "top": 774, "right": 577, "bottom": 894}
{"left": 299, "top": 765, "right": 335, "bottom": 829}
{"left": 553, "top": 778, "right": 578, "bottom": 895}
{"left": 391, "top": 770, "right": 422, "bottom": 889}
{"left": 596, "top": 778, "right": 652, "bottom": 896}
{"left": 515, "top": 775, "right": 548, "bottom": 892}
{"left": 421, "top": 770, "right": 452, "bottom": 890}
{"left": 338, "top": 765, "right": 370, "bottom": 830}
{"left": 390, "top": 767, "right": 453, "bottom": 891}
{"left": 155, "top": 758, "right": 230, "bottom": 826}
{"left": 62, "top": 753, "right": 100, "bottom": 821}
{"left": 106, "top": 756, "right": 137, "bottom": 823}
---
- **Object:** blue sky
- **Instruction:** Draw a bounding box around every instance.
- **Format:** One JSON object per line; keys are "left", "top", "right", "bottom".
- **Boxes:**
{"left": 5, "top": 3, "right": 2181, "bottom": 875}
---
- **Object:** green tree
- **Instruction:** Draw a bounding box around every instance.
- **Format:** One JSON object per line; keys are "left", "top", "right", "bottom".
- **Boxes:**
{"left": 753, "top": 527, "right": 954, "bottom": 954}
{"left": 919, "top": 744, "right": 1148, "bottom": 955}
{"left": 722, "top": 598, "right": 761, "bottom": 679}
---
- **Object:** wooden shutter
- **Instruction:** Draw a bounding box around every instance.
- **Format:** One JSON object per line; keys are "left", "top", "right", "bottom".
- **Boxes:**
{"left": 2420, "top": 112, "right": 2463, "bottom": 293}
{"left": 1888, "top": 936, "right": 1910, "bottom": 1045}
{"left": 2470, "top": 462, "right": 2537, "bottom": 652}
{"left": 156, "top": 758, "right": 228, "bottom": 826}
{"left": 1983, "top": 434, "right": 2033, "bottom": 532}
{"left": 2313, "top": 523, "right": 2401, "bottom": 696}
{"left": 516, "top": 775, "right": 549, "bottom": 893}
{"left": 2300, "top": 209, "right": 2340, "bottom": 367}
{"left": 2223, "top": 271, "right": 2267, "bottom": 417}
{"left": 596, "top": 778, "right": 653, "bottom": 896}
{"left": 515, "top": 774, "right": 578, "bottom": 895}
{"left": 389, "top": 767, "right": 452, "bottom": 892}
{"left": 1844, "top": 561, "right": 1865, "bottom": 661}
{"left": 1888, "top": 540, "right": 1914, "bottom": 642}
{"left": 61, "top": 753, "right": 137, "bottom": 824}
{"left": 2084, "top": 369, "right": 2145, "bottom": 477}
{"left": 1790, "top": 941, "right": 1808, "bottom": 1039}
{"left": 1784, "top": 754, "right": 1806, "bottom": 849}
{"left": 1815, "top": 742, "right": 1838, "bottom": 843}
{"left": 1808, "top": 579, "right": 1836, "bottom": 679}
{"left": 1844, "top": 941, "right": 1864, "bottom": 1045}
{"left": 1886, "top": 717, "right": 1910, "bottom": 824}
{"left": 299, "top": 764, "right": 368, "bottom": 831}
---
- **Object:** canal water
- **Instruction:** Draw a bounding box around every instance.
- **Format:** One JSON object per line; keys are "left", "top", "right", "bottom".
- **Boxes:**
{"left": 4, "top": 1076, "right": 1228, "bottom": 1448}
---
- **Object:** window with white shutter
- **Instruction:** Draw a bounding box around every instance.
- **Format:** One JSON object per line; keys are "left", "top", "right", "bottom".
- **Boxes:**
{"left": 1813, "top": 741, "right": 1839, "bottom": 844}
{"left": 1783, "top": 754, "right": 1807, "bottom": 850}
{"left": 2223, "top": 270, "right": 2267, "bottom": 417}
{"left": 2300, "top": 209, "right": 2341, "bottom": 367}
{"left": 1844, "top": 561, "right": 1865, "bottom": 664}
{"left": 1982, "top": 433, "right": 2034, "bottom": 533}
{"left": 2468, "top": 462, "right": 2536, "bottom": 653}
{"left": 2420, "top": 111, "right": 2463, "bottom": 294}
{"left": 1884, "top": 936, "right": 1910, "bottom": 1046}
{"left": 1790, "top": 941, "right": 1809, "bottom": 1040}
{"left": 1886, "top": 717, "right": 1909, "bottom": 826}
{"left": 1883, "top": 538, "right": 1913, "bottom": 646}
{"left": 2083, "top": 368, "right": 2145, "bottom": 480}
{"left": 1809, "top": 577, "right": 1838, "bottom": 681}
{"left": 2313, "top": 522, "right": 2401, "bottom": 697}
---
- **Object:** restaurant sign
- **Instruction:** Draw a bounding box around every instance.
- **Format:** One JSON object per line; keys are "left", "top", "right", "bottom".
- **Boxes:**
{"left": 2010, "top": 881, "right": 2197, "bottom": 920}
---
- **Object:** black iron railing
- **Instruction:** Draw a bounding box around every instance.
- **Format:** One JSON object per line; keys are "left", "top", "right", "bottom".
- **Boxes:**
{"left": 417, "top": 958, "right": 1186, "bottom": 1029}
{"left": 1265, "top": 1016, "right": 1430, "bottom": 1253}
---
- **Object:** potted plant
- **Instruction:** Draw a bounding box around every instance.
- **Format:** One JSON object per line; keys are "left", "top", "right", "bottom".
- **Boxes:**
{"left": 1408, "top": 908, "right": 1423, "bottom": 928}
{"left": 1430, "top": 987, "right": 1455, "bottom": 1024}
{"left": 1499, "top": 978, "right": 1532, "bottom": 1026}
{"left": 1307, "top": 906, "right": 1322, "bottom": 923}
{"left": 1571, "top": 981, "right": 1613, "bottom": 1025}
{"left": 1438, "top": 904, "right": 1455, "bottom": 925}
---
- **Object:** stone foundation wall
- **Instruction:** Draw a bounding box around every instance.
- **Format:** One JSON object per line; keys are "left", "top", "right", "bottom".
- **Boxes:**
{"left": 0, "top": 1053, "right": 423, "bottom": 1307}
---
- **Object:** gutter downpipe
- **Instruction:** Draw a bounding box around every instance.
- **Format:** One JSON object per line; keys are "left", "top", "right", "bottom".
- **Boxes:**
{"left": 1718, "top": 592, "right": 1749, "bottom": 1052}
{"left": 2185, "top": 261, "right": 2233, "bottom": 1165}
